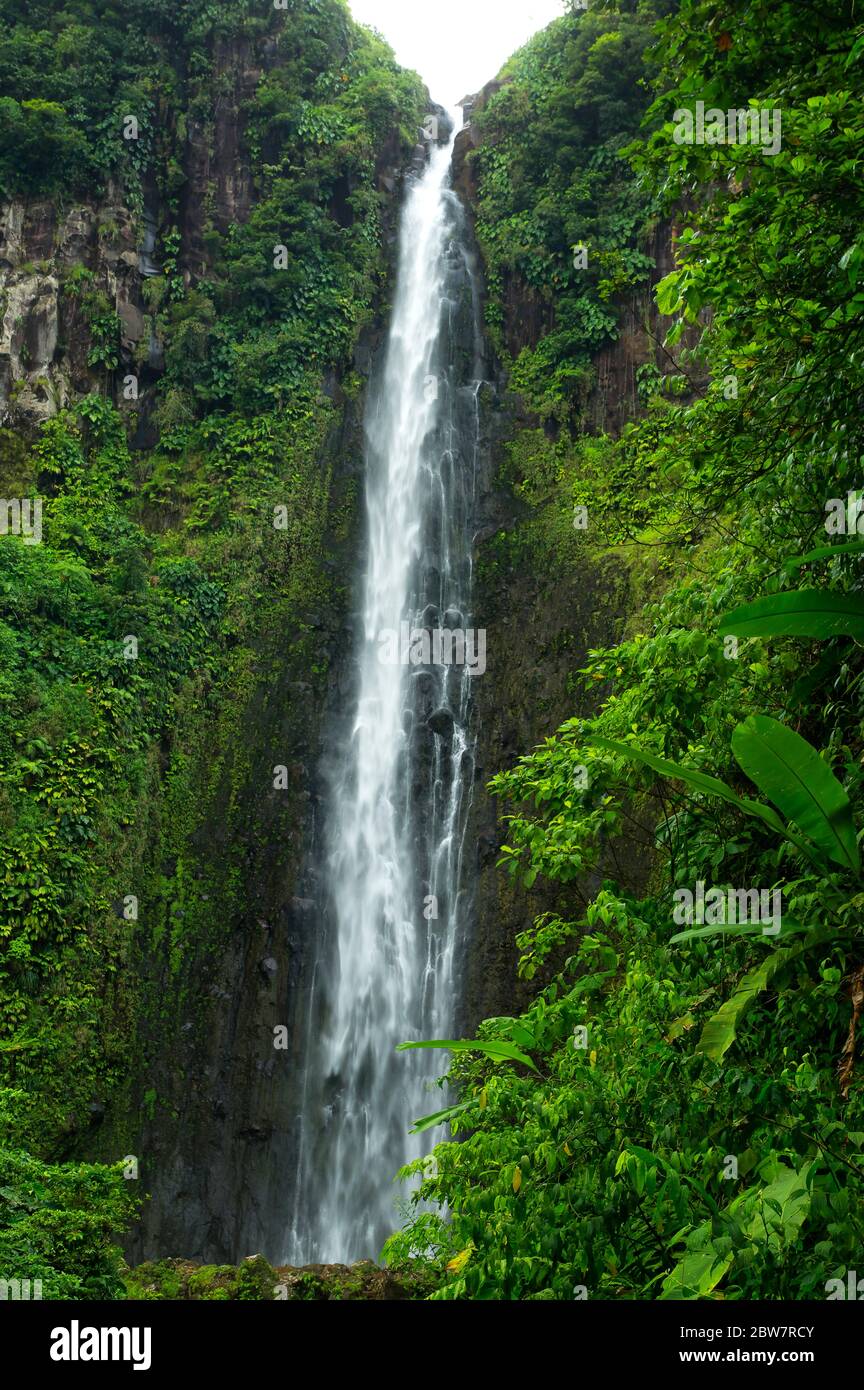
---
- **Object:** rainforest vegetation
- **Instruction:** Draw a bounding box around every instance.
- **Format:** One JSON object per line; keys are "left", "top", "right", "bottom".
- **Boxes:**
{"left": 389, "top": 0, "right": 864, "bottom": 1301}
{"left": 2, "top": 0, "right": 864, "bottom": 1303}
{"left": 0, "top": 0, "right": 424, "bottom": 1298}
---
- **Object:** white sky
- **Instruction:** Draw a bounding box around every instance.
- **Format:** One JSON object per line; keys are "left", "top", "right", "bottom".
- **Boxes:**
{"left": 348, "top": 0, "right": 567, "bottom": 113}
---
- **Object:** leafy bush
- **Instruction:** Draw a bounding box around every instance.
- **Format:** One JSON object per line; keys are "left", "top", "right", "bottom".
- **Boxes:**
{"left": 0, "top": 1093, "right": 138, "bottom": 1300}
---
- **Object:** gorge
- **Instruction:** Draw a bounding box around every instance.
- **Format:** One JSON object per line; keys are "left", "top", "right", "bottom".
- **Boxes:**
{"left": 1, "top": 0, "right": 862, "bottom": 1313}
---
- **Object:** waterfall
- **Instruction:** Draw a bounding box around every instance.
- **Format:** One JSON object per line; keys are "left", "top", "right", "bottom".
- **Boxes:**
{"left": 286, "top": 123, "right": 484, "bottom": 1264}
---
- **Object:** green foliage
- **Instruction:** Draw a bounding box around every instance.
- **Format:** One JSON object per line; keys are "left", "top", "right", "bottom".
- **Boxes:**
{"left": 467, "top": 5, "right": 660, "bottom": 421}
{"left": 0, "top": 1095, "right": 138, "bottom": 1300}
{"left": 392, "top": 0, "right": 864, "bottom": 1301}
{"left": 0, "top": 0, "right": 424, "bottom": 1257}
{"left": 0, "top": 97, "right": 89, "bottom": 196}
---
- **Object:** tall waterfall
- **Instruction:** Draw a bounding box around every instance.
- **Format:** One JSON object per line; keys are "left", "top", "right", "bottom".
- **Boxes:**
{"left": 287, "top": 124, "right": 484, "bottom": 1263}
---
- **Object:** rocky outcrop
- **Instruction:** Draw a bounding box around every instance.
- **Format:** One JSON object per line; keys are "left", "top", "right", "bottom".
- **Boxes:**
{"left": 0, "top": 194, "right": 143, "bottom": 428}
{"left": 0, "top": 32, "right": 427, "bottom": 438}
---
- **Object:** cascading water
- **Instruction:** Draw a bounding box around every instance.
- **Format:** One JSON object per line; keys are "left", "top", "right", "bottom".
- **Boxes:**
{"left": 286, "top": 121, "right": 485, "bottom": 1263}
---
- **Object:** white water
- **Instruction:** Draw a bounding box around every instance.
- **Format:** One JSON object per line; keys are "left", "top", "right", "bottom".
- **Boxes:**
{"left": 286, "top": 125, "right": 483, "bottom": 1263}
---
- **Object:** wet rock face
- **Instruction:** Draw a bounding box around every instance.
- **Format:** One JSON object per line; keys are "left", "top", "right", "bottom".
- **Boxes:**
{"left": 449, "top": 97, "right": 666, "bottom": 1033}
{"left": 0, "top": 194, "right": 144, "bottom": 429}
{"left": 180, "top": 35, "right": 261, "bottom": 278}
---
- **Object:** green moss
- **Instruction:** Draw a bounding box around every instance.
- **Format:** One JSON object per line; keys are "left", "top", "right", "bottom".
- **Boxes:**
{"left": 236, "top": 1254, "right": 281, "bottom": 1301}
{"left": 123, "top": 1257, "right": 436, "bottom": 1301}
{"left": 123, "top": 1260, "right": 185, "bottom": 1302}
{"left": 186, "top": 1265, "right": 237, "bottom": 1300}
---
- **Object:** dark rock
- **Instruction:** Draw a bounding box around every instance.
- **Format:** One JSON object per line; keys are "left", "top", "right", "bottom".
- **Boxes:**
{"left": 427, "top": 707, "right": 455, "bottom": 738}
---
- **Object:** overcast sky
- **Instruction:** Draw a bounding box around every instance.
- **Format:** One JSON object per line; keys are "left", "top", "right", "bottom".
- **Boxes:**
{"left": 348, "top": 0, "right": 567, "bottom": 113}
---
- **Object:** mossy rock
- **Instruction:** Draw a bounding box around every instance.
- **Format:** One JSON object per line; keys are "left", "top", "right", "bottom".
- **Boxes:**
{"left": 272, "top": 1260, "right": 438, "bottom": 1301}
{"left": 186, "top": 1264, "right": 237, "bottom": 1300}
{"left": 123, "top": 1259, "right": 187, "bottom": 1301}
{"left": 124, "top": 1254, "right": 280, "bottom": 1301}
{"left": 125, "top": 1255, "right": 438, "bottom": 1301}
{"left": 236, "top": 1254, "right": 281, "bottom": 1301}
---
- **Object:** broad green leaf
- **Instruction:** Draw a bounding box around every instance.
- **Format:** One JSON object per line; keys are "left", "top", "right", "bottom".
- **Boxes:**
{"left": 408, "top": 1099, "right": 477, "bottom": 1135}
{"left": 743, "top": 1164, "right": 813, "bottom": 1248}
{"left": 671, "top": 916, "right": 809, "bottom": 945}
{"left": 588, "top": 736, "right": 810, "bottom": 858}
{"left": 655, "top": 271, "right": 682, "bottom": 315}
{"left": 731, "top": 715, "right": 859, "bottom": 872}
{"left": 718, "top": 590, "right": 864, "bottom": 641}
{"left": 661, "top": 1163, "right": 814, "bottom": 1298}
{"left": 660, "top": 1248, "right": 733, "bottom": 1300}
{"left": 784, "top": 541, "right": 864, "bottom": 572}
{"left": 696, "top": 930, "right": 831, "bottom": 1061}
{"left": 397, "top": 1038, "right": 539, "bottom": 1072}
{"left": 845, "top": 31, "right": 864, "bottom": 66}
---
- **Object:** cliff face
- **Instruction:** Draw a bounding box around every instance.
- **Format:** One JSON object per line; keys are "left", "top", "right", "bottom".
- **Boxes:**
{"left": 1, "top": 2, "right": 666, "bottom": 1268}
{"left": 0, "top": 35, "right": 414, "bottom": 438}
{"left": 0, "top": 2, "right": 433, "bottom": 1267}
{"left": 112, "top": 144, "right": 428, "bottom": 1264}
{"left": 0, "top": 31, "right": 259, "bottom": 429}
{"left": 452, "top": 103, "right": 671, "bottom": 1029}
{"left": 0, "top": 194, "right": 140, "bottom": 428}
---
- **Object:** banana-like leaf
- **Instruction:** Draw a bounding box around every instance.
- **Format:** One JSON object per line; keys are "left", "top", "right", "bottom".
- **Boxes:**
{"left": 696, "top": 930, "right": 831, "bottom": 1061}
{"left": 409, "top": 1099, "right": 477, "bottom": 1135}
{"left": 588, "top": 736, "right": 819, "bottom": 866}
{"left": 784, "top": 541, "right": 864, "bottom": 572}
{"left": 718, "top": 590, "right": 864, "bottom": 641}
{"left": 671, "top": 917, "right": 809, "bottom": 945}
{"left": 396, "top": 1038, "right": 538, "bottom": 1072}
{"left": 589, "top": 736, "right": 786, "bottom": 831}
{"left": 731, "top": 715, "right": 859, "bottom": 873}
